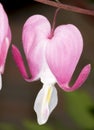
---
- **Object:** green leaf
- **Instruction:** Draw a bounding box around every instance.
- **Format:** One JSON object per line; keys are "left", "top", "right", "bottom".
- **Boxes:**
{"left": 64, "top": 90, "right": 94, "bottom": 129}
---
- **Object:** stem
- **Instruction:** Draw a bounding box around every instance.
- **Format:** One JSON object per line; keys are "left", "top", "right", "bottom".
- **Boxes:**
{"left": 34, "top": 0, "right": 94, "bottom": 16}
{"left": 55, "top": 0, "right": 60, "bottom": 2}
{"left": 48, "top": 8, "right": 60, "bottom": 39}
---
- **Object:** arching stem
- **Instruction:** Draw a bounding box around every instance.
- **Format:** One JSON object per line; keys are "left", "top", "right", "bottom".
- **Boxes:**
{"left": 34, "top": 0, "right": 94, "bottom": 16}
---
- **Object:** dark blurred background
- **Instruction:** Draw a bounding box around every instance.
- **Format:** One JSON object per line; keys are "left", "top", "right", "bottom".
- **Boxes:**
{"left": 0, "top": 0, "right": 94, "bottom": 130}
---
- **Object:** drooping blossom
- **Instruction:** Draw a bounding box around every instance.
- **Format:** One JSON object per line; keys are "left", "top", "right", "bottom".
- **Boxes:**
{"left": 0, "top": 3, "right": 11, "bottom": 89}
{"left": 12, "top": 14, "right": 91, "bottom": 125}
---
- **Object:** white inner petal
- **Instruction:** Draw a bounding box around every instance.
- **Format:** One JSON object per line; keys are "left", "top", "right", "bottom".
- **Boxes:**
{"left": 34, "top": 84, "right": 58, "bottom": 125}
{"left": 0, "top": 74, "right": 2, "bottom": 90}
{"left": 40, "top": 63, "right": 56, "bottom": 84}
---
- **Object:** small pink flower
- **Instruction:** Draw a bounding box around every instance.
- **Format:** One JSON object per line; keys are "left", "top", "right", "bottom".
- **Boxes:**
{"left": 0, "top": 3, "right": 11, "bottom": 89}
{"left": 12, "top": 15, "right": 91, "bottom": 125}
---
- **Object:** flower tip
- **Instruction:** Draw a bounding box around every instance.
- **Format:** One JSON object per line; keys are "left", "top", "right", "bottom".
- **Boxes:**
{"left": 86, "top": 64, "right": 91, "bottom": 71}
{"left": 82, "top": 63, "right": 91, "bottom": 77}
{"left": 35, "top": 107, "right": 49, "bottom": 125}
{"left": 0, "top": 3, "right": 4, "bottom": 14}
{"left": 12, "top": 44, "right": 16, "bottom": 52}
{"left": 37, "top": 118, "right": 47, "bottom": 125}
{"left": 34, "top": 85, "right": 58, "bottom": 125}
{"left": 11, "top": 44, "right": 20, "bottom": 59}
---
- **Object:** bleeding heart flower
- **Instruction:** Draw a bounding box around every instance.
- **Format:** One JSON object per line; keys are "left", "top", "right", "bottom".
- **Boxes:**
{"left": 12, "top": 14, "right": 91, "bottom": 125}
{"left": 0, "top": 3, "right": 11, "bottom": 89}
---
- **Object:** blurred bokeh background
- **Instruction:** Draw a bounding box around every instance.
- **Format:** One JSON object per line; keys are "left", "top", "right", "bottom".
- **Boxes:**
{"left": 0, "top": 0, "right": 94, "bottom": 129}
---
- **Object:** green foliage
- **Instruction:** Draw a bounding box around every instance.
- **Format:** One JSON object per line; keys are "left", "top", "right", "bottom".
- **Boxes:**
{"left": 0, "top": 121, "right": 54, "bottom": 130}
{"left": 64, "top": 90, "right": 94, "bottom": 129}
{"left": 89, "top": 0, "right": 94, "bottom": 3}
{"left": 0, "top": 123, "right": 16, "bottom": 130}
{"left": 23, "top": 120, "right": 53, "bottom": 130}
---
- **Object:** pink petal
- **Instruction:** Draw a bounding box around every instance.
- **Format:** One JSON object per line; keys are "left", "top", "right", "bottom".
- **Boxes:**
{"left": 0, "top": 27, "right": 11, "bottom": 73}
{"left": 0, "top": 3, "right": 8, "bottom": 47}
{"left": 0, "top": 3, "right": 11, "bottom": 74}
{"left": 46, "top": 24, "right": 90, "bottom": 91}
{"left": 58, "top": 64, "right": 91, "bottom": 92}
{"left": 12, "top": 45, "right": 29, "bottom": 80}
{"left": 22, "top": 15, "right": 51, "bottom": 79}
{"left": 0, "top": 38, "right": 10, "bottom": 73}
